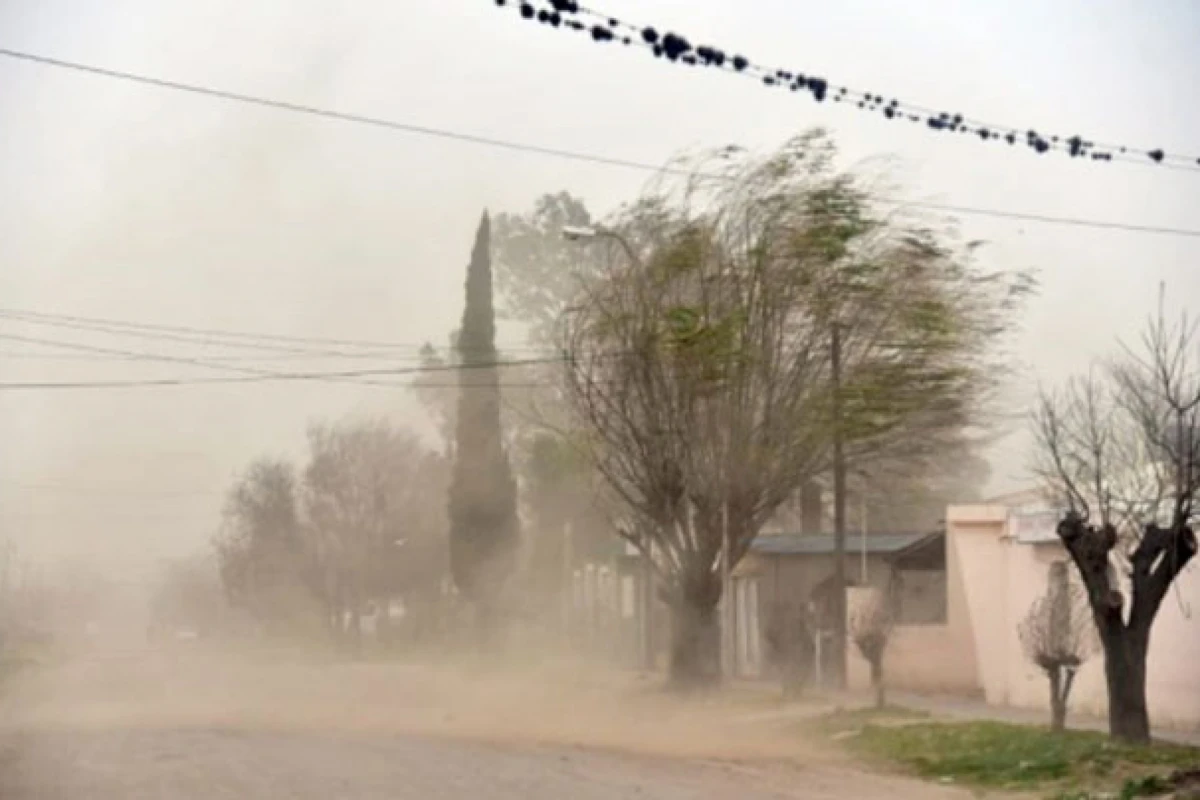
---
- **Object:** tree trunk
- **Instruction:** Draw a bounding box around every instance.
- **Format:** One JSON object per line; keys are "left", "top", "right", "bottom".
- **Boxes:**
{"left": 1056, "top": 515, "right": 1195, "bottom": 744}
{"left": 349, "top": 608, "right": 363, "bottom": 655}
{"left": 1103, "top": 631, "right": 1151, "bottom": 743}
{"left": 1048, "top": 667, "right": 1066, "bottom": 732}
{"left": 668, "top": 598, "right": 720, "bottom": 689}
{"left": 870, "top": 657, "right": 885, "bottom": 709}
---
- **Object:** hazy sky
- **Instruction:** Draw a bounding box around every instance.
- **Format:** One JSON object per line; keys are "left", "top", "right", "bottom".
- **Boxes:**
{"left": 1, "top": 0, "right": 1198, "bottom": 577}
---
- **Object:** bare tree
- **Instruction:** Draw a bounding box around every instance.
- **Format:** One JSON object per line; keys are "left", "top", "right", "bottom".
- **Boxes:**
{"left": 850, "top": 589, "right": 896, "bottom": 709}
{"left": 1019, "top": 561, "right": 1097, "bottom": 732}
{"left": 303, "top": 417, "right": 449, "bottom": 648}
{"left": 561, "top": 131, "right": 1025, "bottom": 687}
{"left": 1033, "top": 300, "right": 1199, "bottom": 742}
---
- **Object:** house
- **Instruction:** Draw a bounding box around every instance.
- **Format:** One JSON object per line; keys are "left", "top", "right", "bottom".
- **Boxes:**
{"left": 730, "top": 530, "right": 946, "bottom": 680}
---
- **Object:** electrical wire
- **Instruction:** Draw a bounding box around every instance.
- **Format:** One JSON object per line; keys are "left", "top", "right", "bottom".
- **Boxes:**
{"left": 501, "top": 0, "right": 1200, "bottom": 170}
{"left": 0, "top": 375, "right": 564, "bottom": 391}
{"left": 0, "top": 332, "right": 321, "bottom": 378}
{"left": 0, "top": 308, "right": 555, "bottom": 356}
{"left": 0, "top": 331, "right": 423, "bottom": 388}
{"left": 2, "top": 46, "right": 1199, "bottom": 237}
{"left": 1, "top": 482, "right": 225, "bottom": 498}
{"left": 0, "top": 331, "right": 567, "bottom": 390}
{"left": 0, "top": 349, "right": 430, "bottom": 363}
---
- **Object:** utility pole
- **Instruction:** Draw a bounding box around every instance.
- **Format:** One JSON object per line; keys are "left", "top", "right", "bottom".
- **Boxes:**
{"left": 721, "top": 500, "right": 733, "bottom": 678}
{"left": 641, "top": 530, "right": 654, "bottom": 671}
{"left": 562, "top": 521, "right": 573, "bottom": 642}
{"left": 860, "top": 485, "right": 869, "bottom": 584}
{"left": 830, "top": 321, "right": 848, "bottom": 688}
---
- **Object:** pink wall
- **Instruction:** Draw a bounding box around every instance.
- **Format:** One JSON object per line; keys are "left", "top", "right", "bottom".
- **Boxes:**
{"left": 947, "top": 504, "right": 1200, "bottom": 731}
{"left": 847, "top": 523, "right": 982, "bottom": 696}
{"left": 848, "top": 616, "right": 981, "bottom": 695}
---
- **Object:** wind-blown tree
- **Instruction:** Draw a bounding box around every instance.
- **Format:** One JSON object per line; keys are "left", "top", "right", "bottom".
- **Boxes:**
{"left": 448, "top": 212, "right": 521, "bottom": 640}
{"left": 494, "top": 191, "right": 599, "bottom": 348}
{"left": 1033, "top": 302, "right": 1199, "bottom": 742}
{"left": 1019, "top": 561, "right": 1097, "bottom": 732}
{"left": 493, "top": 191, "right": 674, "bottom": 629}
{"left": 491, "top": 194, "right": 613, "bottom": 610}
{"left": 561, "top": 131, "right": 1027, "bottom": 687}
{"left": 214, "top": 458, "right": 313, "bottom": 632}
{"left": 302, "top": 417, "right": 449, "bottom": 646}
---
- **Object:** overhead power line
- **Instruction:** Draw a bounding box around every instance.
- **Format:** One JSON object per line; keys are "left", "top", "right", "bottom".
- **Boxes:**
{"left": 0, "top": 375, "right": 561, "bottom": 391}
{"left": 0, "top": 308, "right": 553, "bottom": 356}
{"left": 1, "top": 46, "right": 1199, "bottom": 237}
{"left": 0, "top": 331, "right": 426, "bottom": 388}
{"left": 0, "top": 349, "right": 433, "bottom": 363}
{"left": 2, "top": 481, "right": 225, "bottom": 498}
{"left": 497, "top": 0, "right": 1200, "bottom": 170}
{"left": 0, "top": 331, "right": 317, "bottom": 378}
{"left": 0, "top": 377, "right": 561, "bottom": 391}
{"left": 0, "top": 334, "right": 566, "bottom": 390}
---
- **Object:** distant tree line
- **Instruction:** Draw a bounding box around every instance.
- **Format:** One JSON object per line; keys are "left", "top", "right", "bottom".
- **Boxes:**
{"left": 196, "top": 128, "right": 1026, "bottom": 682}
{"left": 213, "top": 418, "right": 451, "bottom": 649}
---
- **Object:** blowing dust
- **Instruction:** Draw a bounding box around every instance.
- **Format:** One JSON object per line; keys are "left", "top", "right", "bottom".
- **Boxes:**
{"left": 0, "top": 643, "right": 834, "bottom": 766}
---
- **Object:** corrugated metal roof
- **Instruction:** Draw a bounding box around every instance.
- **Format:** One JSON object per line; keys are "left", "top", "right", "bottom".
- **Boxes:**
{"left": 748, "top": 532, "right": 928, "bottom": 556}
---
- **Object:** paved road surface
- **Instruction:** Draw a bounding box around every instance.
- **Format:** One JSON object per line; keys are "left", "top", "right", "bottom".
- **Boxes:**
{"left": 0, "top": 650, "right": 971, "bottom": 799}
{"left": 0, "top": 726, "right": 954, "bottom": 800}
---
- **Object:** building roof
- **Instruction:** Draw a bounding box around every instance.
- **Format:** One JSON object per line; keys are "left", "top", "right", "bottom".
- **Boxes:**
{"left": 748, "top": 532, "right": 931, "bottom": 556}
{"left": 889, "top": 531, "right": 947, "bottom": 570}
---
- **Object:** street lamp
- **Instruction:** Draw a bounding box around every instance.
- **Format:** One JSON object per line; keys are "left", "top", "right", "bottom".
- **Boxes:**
{"left": 561, "top": 225, "right": 640, "bottom": 267}
{"left": 561, "top": 225, "right": 597, "bottom": 242}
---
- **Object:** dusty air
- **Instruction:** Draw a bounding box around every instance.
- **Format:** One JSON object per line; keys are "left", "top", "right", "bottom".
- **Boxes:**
{"left": 1, "top": 1, "right": 1198, "bottom": 798}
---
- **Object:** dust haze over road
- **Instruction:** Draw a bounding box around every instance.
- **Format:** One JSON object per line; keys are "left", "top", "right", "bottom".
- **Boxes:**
{"left": 0, "top": 646, "right": 968, "bottom": 799}
{"left": 5, "top": 1, "right": 1197, "bottom": 796}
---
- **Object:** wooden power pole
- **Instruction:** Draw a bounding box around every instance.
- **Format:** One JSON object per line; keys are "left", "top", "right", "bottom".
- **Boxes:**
{"left": 830, "top": 322, "right": 848, "bottom": 688}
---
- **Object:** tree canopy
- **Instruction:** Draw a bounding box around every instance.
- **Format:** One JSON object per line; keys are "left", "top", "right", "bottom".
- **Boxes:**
{"left": 559, "top": 130, "right": 1029, "bottom": 684}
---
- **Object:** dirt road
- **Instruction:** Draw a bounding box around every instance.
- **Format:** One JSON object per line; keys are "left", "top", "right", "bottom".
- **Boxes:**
{"left": 0, "top": 649, "right": 970, "bottom": 799}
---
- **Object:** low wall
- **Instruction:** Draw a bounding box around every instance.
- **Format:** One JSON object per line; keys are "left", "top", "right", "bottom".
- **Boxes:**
{"left": 848, "top": 623, "right": 981, "bottom": 696}
{"left": 997, "top": 558, "right": 1200, "bottom": 730}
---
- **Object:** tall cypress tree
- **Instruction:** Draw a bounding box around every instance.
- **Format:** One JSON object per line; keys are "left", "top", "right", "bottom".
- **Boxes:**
{"left": 447, "top": 212, "right": 520, "bottom": 637}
